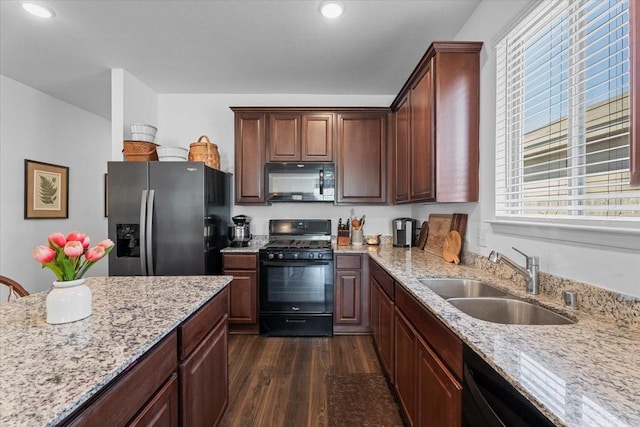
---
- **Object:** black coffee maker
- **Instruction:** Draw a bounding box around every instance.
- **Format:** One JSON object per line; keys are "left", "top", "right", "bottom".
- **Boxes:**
{"left": 228, "top": 215, "right": 251, "bottom": 247}
{"left": 392, "top": 218, "right": 417, "bottom": 247}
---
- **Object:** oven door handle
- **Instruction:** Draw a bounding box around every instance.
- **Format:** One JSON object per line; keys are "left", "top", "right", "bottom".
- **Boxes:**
{"left": 261, "top": 260, "right": 331, "bottom": 267}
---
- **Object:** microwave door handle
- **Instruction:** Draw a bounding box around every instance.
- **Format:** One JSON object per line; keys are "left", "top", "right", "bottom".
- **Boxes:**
{"left": 319, "top": 170, "right": 324, "bottom": 195}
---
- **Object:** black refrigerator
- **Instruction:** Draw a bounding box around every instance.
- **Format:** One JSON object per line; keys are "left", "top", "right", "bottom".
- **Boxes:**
{"left": 107, "top": 161, "right": 231, "bottom": 276}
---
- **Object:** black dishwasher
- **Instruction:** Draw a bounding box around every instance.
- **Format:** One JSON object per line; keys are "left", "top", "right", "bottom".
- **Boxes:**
{"left": 462, "top": 345, "right": 555, "bottom": 427}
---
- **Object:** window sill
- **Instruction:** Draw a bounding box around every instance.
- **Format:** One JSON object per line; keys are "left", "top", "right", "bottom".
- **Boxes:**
{"left": 487, "top": 219, "right": 640, "bottom": 251}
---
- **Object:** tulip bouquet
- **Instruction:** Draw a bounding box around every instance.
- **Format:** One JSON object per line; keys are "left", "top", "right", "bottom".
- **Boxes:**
{"left": 32, "top": 231, "right": 114, "bottom": 281}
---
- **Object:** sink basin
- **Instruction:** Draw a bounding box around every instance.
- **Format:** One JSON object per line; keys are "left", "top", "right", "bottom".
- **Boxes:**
{"left": 447, "top": 298, "right": 575, "bottom": 325}
{"left": 418, "top": 278, "right": 508, "bottom": 299}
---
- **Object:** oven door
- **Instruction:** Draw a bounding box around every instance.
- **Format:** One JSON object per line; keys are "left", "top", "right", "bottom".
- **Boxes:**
{"left": 260, "top": 258, "right": 334, "bottom": 314}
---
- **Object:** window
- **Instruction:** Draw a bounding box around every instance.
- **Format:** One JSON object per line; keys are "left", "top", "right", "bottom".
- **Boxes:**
{"left": 495, "top": 0, "right": 640, "bottom": 221}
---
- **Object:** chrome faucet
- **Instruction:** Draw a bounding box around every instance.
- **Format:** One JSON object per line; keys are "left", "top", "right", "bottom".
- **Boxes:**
{"left": 488, "top": 247, "right": 540, "bottom": 294}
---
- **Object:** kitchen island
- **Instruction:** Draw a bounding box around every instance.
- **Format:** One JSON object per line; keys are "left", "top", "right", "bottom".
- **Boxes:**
{"left": 0, "top": 275, "right": 232, "bottom": 426}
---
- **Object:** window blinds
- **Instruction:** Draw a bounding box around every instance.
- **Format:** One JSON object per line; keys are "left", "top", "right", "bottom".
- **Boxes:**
{"left": 495, "top": 0, "right": 640, "bottom": 220}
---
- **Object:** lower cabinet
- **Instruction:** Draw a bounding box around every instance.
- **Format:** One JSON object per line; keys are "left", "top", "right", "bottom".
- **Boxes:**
{"left": 369, "top": 259, "right": 463, "bottom": 427}
{"left": 334, "top": 254, "right": 370, "bottom": 334}
{"left": 223, "top": 253, "right": 259, "bottom": 334}
{"left": 62, "top": 288, "right": 229, "bottom": 427}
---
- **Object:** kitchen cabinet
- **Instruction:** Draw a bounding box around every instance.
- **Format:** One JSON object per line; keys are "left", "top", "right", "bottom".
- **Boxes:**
{"left": 129, "top": 374, "right": 179, "bottom": 427}
{"left": 391, "top": 41, "right": 482, "bottom": 203}
{"left": 336, "top": 112, "right": 388, "bottom": 204}
{"left": 334, "top": 254, "right": 369, "bottom": 334}
{"left": 369, "top": 258, "right": 395, "bottom": 380}
{"left": 223, "top": 253, "right": 259, "bottom": 334}
{"left": 268, "top": 113, "right": 334, "bottom": 162}
{"left": 179, "top": 287, "right": 229, "bottom": 426}
{"left": 394, "top": 282, "right": 462, "bottom": 427}
{"left": 233, "top": 111, "right": 266, "bottom": 204}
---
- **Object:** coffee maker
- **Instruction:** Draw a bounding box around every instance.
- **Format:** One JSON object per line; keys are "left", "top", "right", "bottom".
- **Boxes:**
{"left": 228, "top": 215, "right": 252, "bottom": 247}
{"left": 392, "top": 218, "right": 417, "bottom": 247}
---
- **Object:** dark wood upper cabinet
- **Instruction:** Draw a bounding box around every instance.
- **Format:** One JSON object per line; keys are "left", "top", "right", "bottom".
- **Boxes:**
{"left": 302, "top": 113, "right": 334, "bottom": 161}
{"left": 336, "top": 112, "right": 388, "bottom": 204}
{"left": 394, "top": 96, "right": 410, "bottom": 203}
{"left": 268, "top": 113, "right": 300, "bottom": 162}
{"left": 631, "top": 0, "right": 639, "bottom": 185}
{"left": 233, "top": 111, "right": 266, "bottom": 204}
{"left": 392, "top": 41, "right": 482, "bottom": 203}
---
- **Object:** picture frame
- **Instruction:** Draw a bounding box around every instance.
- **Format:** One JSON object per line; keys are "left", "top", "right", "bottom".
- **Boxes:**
{"left": 24, "top": 159, "right": 69, "bottom": 219}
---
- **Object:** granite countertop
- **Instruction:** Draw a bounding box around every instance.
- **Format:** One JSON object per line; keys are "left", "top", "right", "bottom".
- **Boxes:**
{"left": 365, "top": 244, "right": 640, "bottom": 427}
{"left": 0, "top": 275, "right": 232, "bottom": 427}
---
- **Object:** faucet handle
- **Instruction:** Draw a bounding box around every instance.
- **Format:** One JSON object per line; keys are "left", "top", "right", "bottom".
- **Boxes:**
{"left": 512, "top": 247, "right": 538, "bottom": 267}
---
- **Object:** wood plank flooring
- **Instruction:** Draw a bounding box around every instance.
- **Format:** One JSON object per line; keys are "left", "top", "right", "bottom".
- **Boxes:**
{"left": 220, "top": 335, "right": 404, "bottom": 427}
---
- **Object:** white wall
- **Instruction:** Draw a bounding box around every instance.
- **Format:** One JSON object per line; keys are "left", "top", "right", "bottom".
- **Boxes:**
{"left": 0, "top": 75, "right": 111, "bottom": 294}
{"left": 410, "top": 0, "right": 640, "bottom": 297}
{"left": 157, "top": 94, "right": 413, "bottom": 236}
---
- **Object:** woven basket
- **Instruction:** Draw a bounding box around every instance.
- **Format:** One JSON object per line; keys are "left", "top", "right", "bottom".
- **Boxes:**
{"left": 122, "top": 140, "right": 159, "bottom": 161}
{"left": 188, "top": 135, "right": 220, "bottom": 169}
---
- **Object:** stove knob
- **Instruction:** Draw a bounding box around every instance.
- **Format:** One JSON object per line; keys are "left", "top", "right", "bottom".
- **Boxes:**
{"left": 293, "top": 253, "right": 299, "bottom": 259}
{"left": 308, "top": 253, "right": 315, "bottom": 259}
{"left": 318, "top": 253, "right": 324, "bottom": 259}
{"left": 268, "top": 253, "right": 274, "bottom": 260}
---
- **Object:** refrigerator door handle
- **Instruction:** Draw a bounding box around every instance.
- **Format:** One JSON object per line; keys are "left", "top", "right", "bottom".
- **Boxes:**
{"left": 139, "top": 190, "right": 148, "bottom": 275}
{"left": 146, "top": 189, "right": 155, "bottom": 276}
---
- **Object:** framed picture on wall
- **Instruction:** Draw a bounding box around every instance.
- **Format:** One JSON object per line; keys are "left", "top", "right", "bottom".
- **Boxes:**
{"left": 24, "top": 159, "right": 69, "bottom": 219}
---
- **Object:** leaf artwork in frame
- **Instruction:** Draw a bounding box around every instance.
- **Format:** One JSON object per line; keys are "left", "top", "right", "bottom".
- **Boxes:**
{"left": 24, "top": 159, "right": 69, "bottom": 219}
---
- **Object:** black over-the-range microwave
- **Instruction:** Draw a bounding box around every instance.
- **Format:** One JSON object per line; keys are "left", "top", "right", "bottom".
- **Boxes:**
{"left": 265, "top": 162, "right": 335, "bottom": 203}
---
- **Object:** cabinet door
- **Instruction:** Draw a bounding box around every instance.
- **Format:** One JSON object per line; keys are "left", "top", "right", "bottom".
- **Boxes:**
{"left": 395, "top": 308, "right": 416, "bottom": 426}
{"left": 378, "top": 284, "right": 395, "bottom": 381}
{"left": 227, "top": 270, "right": 257, "bottom": 324}
{"left": 416, "top": 336, "right": 462, "bottom": 427}
{"left": 395, "top": 96, "right": 410, "bottom": 203}
{"left": 410, "top": 63, "right": 435, "bottom": 202}
{"left": 180, "top": 316, "right": 228, "bottom": 427}
{"left": 336, "top": 113, "right": 387, "bottom": 204}
{"left": 302, "top": 113, "right": 334, "bottom": 161}
{"left": 370, "top": 276, "right": 380, "bottom": 346}
{"left": 335, "top": 269, "right": 362, "bottom": 325}
{"left": 269, "top": 113, "right": 301, "bottom": 161}
{"left": 235, "top": 113, "right": 266, "bottom": 204}
{"left": 128, "top": 374, "right": 179, "bottom": 427}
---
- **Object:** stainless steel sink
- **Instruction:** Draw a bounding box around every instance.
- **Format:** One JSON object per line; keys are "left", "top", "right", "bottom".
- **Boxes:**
{"left": 446, "top": 297, "right": 576, "bottom": 325}
{"left": 418, "top": 278, "right": 508, "bottom": 299}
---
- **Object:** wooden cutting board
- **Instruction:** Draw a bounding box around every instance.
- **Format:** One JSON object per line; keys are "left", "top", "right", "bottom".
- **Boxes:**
{"left": 442, "top": 230, "right": 462, "bottom": 264}
{"left": 416, "top": 221, "right": 429, "bottom": 250}
{"left": 424, "top": 214, "right": 452, "bottom": 256}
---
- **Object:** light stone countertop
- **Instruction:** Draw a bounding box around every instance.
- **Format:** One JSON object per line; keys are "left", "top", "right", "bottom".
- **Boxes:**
{"left": 363, "top": 244, "right": 640, "bottom": 427}
{"left": 0, "top": 275, "right": 232, "bottom": 427}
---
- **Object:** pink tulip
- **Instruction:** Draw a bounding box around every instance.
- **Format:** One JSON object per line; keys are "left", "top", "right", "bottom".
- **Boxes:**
{"left": 32, "top": 245, "right": 56, "bottom": 263}
{"left": 66, "top": 231, "right": 85, "bottom": 242}
{"left": 82, "top": 235, "right": 91, "bottom": 249}
{"left": 63, "top": 241, "right": 84, "bottom": 257}
{"left": 97, "top": 239, "right": 115, "bottom": 250}
{"left": 47, "top": 232, "right": 66, "bottom": 248}
{"left": 85, "top": 246, "right": 106, "bottom": 262}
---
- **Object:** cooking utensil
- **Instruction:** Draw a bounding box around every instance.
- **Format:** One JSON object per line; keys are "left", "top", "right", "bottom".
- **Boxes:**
{"left": 442, "top": 230, "right": 462, "bottom": 264}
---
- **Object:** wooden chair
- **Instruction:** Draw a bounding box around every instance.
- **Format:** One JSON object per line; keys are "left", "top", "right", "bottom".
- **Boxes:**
{"left": 0, "top": 275, "right": 29, "bottom": 302}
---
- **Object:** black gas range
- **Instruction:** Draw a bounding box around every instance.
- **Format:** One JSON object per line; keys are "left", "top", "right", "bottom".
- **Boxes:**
{"left": 259, "top": 219, "right": 334, "bottom": 337}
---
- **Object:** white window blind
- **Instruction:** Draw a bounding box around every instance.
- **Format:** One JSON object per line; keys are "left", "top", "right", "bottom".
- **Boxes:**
{"left": 495, "top": 0, "right": 640, "bottom": 221}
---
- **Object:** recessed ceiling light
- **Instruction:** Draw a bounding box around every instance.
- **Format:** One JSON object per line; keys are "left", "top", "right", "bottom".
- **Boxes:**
{"left": 320, "top": 1, "right": 344, "bottom": 19}
{"left": 20, "top": 1, "right": 55, "bottom": 19}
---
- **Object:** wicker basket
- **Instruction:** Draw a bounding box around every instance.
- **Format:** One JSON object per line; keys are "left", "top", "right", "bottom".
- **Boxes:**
{"left": 122, "top": 140, "right": 159, "bottom": 161}
{"left": 188, "top": 135, "right": 220, "bottom": 169}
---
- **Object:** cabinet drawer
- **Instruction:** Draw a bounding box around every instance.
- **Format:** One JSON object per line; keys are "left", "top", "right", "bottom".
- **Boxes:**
{"left": 336, "top": 254, "right": 362, "bottom": 269}
{"left": 66, "top": 332, "right": 177, "bottom": 426}
{"left": 395, "top": 284, "right": 462, "bottom": 380}
{"left": 369, "top": 259, "right": 394, "bottom": 300}
{"left": 223, "top": 253, "right": 257, "bottom": 270}
{"left": 179, "top": 287, "right": 229, "bottom": 360}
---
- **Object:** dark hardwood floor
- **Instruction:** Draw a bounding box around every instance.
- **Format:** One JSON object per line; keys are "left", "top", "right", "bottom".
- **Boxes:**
{"left": 220, "top": 335, "right": 404, "bottom": 427}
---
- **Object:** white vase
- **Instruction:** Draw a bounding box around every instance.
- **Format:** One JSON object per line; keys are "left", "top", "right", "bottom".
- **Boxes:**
{"left": 46, "top": 278, "right": 92, "bottom": 324}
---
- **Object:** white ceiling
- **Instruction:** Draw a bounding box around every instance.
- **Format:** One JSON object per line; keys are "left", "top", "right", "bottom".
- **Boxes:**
{"left": 0, "top": 0, "right": 481, "bottom": 119}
